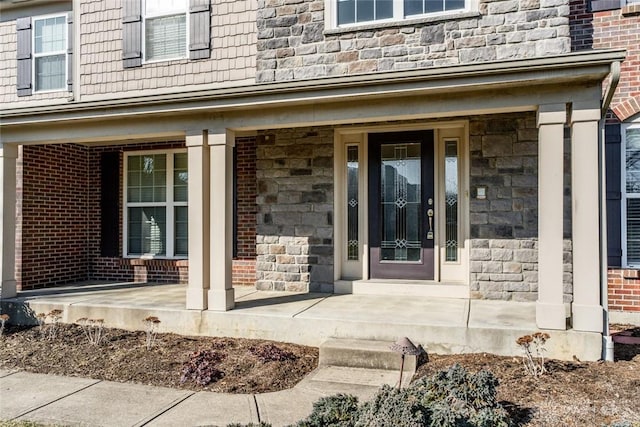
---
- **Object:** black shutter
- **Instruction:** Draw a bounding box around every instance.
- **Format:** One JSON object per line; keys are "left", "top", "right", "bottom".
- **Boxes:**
{"left": 67, "top": 12, "right": 73, "bottom": 92}
{"left": 605, "top": 123, "right": 622, "bottom": 267}
{"left": 122, "top": 0, "right": 142, "bottom": 68}
{"left": 189, "top": 0, "right": 211, "bottom": 60}
{"left": 16, "top": 17, "right": 32, "bottom": 97}
{"left": 101, "top": 152, "right": 120, "bottom": 257}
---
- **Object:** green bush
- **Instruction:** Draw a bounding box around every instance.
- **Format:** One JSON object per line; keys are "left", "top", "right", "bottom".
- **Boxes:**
{"left": 294, "top": 364, "right": 511, "bottom": 427}
{"left": 295, "top": 394, "right": 360, "bottom": 427}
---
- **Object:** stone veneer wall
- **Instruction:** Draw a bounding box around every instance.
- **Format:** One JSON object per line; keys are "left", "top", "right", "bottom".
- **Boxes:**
{"left": 255, "top": 128, "right": 334, "bottom": 292}
{"left": 256, "top": 0, "right": 571, "bottom": 82}
{"left": 468, "top": 112, "right": 573, "bottom": 301}
{"left": 470, "top": 239, "right": 573, "bottom": 302}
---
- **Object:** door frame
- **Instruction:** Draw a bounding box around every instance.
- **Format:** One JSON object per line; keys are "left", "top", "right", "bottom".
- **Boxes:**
{"left": 333, "top": 121, "right": 470, "bottom": 285}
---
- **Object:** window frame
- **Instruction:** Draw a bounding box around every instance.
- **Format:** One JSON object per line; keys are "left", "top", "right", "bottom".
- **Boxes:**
{"left": 142, "top": 0, "right": 189, "bottom": 64}
{"left": 123, "top": 149, "right": 188, "bottom": 259}
{"left": 622, "top": 122, "right": 640, "bottom": 267}
{"left": 326, "top": 0, "right": 474, "bottom": 29}
{"left": 32, "top": 13, "right": 68, "bottom": 94}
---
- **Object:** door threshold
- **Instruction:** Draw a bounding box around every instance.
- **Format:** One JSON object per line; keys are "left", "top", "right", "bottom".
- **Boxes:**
{"left": 335, "top": 280, "right": 469, "bottom": 298}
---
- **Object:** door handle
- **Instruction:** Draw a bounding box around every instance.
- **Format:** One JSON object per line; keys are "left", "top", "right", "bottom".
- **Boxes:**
{"left": 427, "top": 209, "right": 434, "bottom": 239}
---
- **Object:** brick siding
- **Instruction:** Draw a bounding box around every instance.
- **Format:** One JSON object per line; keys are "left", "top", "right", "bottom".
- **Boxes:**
{"left": 570, "top": 0, "right": 640, "bottom": 120}
{"left": 608, "top": 269, "right": 640, "bottom": 313}
{"left": 17, "top": 138, "right": 258, "bottom": 289}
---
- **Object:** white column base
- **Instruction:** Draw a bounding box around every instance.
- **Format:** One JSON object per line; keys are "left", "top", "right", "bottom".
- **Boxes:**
{"left": 536, "top": 301, "right": 566, "bottom": 330}
{"left": 0, "top": 279, "right": 17, "bottom": 299}
{"left": 186, "top": 287, "right": 208, "bottom": 310}
{"left": 572, "top": 304, "right": 604, "bottom": 332}
{"left": 208, "top": 288, "right": 235, "bottom": 311}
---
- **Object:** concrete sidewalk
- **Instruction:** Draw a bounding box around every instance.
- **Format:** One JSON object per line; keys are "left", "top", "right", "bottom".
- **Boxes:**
{"left": 0, "top": 367, "right": 390, "bottom": 427}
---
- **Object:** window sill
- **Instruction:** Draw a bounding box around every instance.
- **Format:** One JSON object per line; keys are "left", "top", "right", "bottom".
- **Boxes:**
{"left": 622, "top": 3, "right": 640, "bottom": 15}
{"left": 324, "top": 11, "right": 480, "bottom": 36}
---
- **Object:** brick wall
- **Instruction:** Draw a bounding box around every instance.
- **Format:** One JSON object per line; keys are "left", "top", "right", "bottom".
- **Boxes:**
{"left": 17, "top": 138, "right": 257, "bottom": 289}
{"left": 255, "top": 129, "right": 334, "bottom": 292}
{"left": 608, "top": 269, "right": 640, "bottom": 313}
{"left": 17, "top": 144, "right": 89, "bottom": 289}
{"left": 570, "top": 0, "right": 640, "bottom": 120}
{"left": 257, "top": 0, "right": 572, "bottom": 83}
{"left": 233, "top": 136, "right": 258, "bottom": 286}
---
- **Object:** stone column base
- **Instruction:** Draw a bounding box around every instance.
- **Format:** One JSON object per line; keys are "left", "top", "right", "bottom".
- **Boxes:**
{"left": 572, "top": 304, "right": 604, "bottom": 332}
{"left": 0, "top": 279, "right": 17, "bottom": 299}
{"left": 536, "top": 301, "right": 567, "bottom": 330}
{"left": 208, "top": 288, "right": 235, "bottom": 311}
{"left": 186, "top": 287, "right": 208, "bottom": 310}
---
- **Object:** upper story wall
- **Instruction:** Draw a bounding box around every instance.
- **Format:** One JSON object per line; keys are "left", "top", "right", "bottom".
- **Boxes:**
{"left": 1, "top": 0, "right": 257, "bottom": 107}
{"left": 256, "top": 0, "right": 572, "bottom": 83}
{"left": 570, "top": 0, "right": 640, "bottom": 121}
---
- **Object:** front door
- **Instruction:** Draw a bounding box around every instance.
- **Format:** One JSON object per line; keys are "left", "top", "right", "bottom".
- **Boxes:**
{"left": 368, "top": 131, "right": 435, "bottom": 280}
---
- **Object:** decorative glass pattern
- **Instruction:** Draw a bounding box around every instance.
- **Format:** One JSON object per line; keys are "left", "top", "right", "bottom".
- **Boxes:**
{"left": 347, "top": 146, "right": 359, "bottom": 261}
{"left": 380, "top": 143, "right": 421, "bottom": 262}
{"left": 445, "top": 141, "right": 459, "bottom": 262}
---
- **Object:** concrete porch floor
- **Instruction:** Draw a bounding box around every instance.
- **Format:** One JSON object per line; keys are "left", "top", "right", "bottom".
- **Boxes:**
{"left": 1, "top": 282, "right": 602, "bottom": 361}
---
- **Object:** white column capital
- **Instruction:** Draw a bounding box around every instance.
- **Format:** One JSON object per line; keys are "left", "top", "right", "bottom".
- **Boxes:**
{"left": 207, "top": 129, "right": 236, "bottom": 147}
{"left": 537, "top": 104, "right": 567, "bottom": 127}
{"left": 570, "top": 101, "right": 601, "bottom": 124}
{"left": 185, "top": 130, "right": 208, "bottom": 147}
{"left": 0, "top": 143, "right": 19, "bottom": 159}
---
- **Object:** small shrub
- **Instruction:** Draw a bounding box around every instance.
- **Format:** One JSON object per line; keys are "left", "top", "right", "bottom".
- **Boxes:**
{"left": 37, "top": 310, "right": 63, "bottom": 340}
{"left": 248, "top": 343, "right": 297, "bottom": 363}
{"left": 142, "top": 316, "right": 161, "bottom": 350}
{"left": 76, "top": 318, "right": 106, "bottom": 346}
{"left": 295, "top": 394, "right": 360, "bottom": 427}
{"left": 356, "top": 385, "right": 427, "bottom": 427}
{"left": 516, "top": 332, "right": 550, "bottom": 377}
{"left": 180, "top": 349, "right": 225, "bottom": 386}
{"left": 227, "top": 423, "right": 272, "bottom": 427}
{"left": 0, "top": 313, "right": 9, "bottom": 336}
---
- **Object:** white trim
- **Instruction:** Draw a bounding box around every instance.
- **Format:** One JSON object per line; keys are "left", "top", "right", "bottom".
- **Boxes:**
{"left": 32, "top": 13, "right": 67, "bottom": 93}
{"left": 622, "top": 121, "right": 640, "bottom": 267}
{"left": 334, "top": 120, "right": 469, "bottom": 286}
{"left": 325, "top": 0, "right": 477, "bottom": 29}
{"left": 123, "top": 148, "right": 188, "bottom": 259}
{"left": 142, "top": 0, "right": 189, "bottom": 64}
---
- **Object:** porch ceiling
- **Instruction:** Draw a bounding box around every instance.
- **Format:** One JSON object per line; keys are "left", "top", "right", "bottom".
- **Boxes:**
{"left": 0, "top": 49, "right": 626, "bottom": 145}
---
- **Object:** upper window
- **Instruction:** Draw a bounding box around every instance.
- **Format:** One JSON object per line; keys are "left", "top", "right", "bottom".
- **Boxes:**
{"left": 33, "top": 15, "right": 67, "bottom": 92}
{"left": 144, "top": 0, "right": 188, "bottom": 62}
{"left": 623, "top": 125, "right": 640, "bottom": 266}
{"left": 336, "top": 0, "right": 467, "bottom": 26}
{"left": 124, "top": 151, "right": 188, "bottom": 258}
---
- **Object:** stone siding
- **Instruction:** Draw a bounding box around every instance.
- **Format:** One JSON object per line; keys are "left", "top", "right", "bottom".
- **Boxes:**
{"left": 255, "top": 128, "right": 334, "bottom": 292}
{"left": 469, "top": 113, "right": 539, "bottom": 239}
{"left": 470, "top": 238, "right": 573, "bottom": 302}
{"left": 256, "top": 0, "right": 571, "bottom": 82}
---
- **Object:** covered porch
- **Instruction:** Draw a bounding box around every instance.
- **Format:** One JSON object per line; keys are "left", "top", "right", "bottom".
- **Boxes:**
{"left": 1, "top": 281, "right": 601, "bottom": 361}
{"left": 0, "top": 50, "right": 627, "bottom": 362}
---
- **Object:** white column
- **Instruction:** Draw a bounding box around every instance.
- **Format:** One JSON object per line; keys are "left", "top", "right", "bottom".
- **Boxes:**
{"left": 185, "top": 132, "right": 210, "bottom": 310}
{"left": 0, "top": 143, "right": 18, "bottom": 299}
{"left": 208, "top": 130, "right": 235, "bottom": 311}
{"left": 570, "top": 102, "right": 604, "bottom": 332}
{"left": 536, "top": 104, "right": 567, "bottom": 330}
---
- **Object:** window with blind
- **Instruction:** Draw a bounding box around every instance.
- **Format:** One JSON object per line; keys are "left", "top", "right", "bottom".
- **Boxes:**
{"left": 144, "top": 0, "right": 188, "bottom": 62}
{"left": 124, "top": 151, "right": 188, "bottom": 258}
{"left": 624, "top": 127, "right": 640, "bottom": 266}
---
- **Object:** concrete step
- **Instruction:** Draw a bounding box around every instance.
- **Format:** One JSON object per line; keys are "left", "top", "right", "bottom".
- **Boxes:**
{"left": 319, "top": 338, "right": 418, "bottom": 373}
